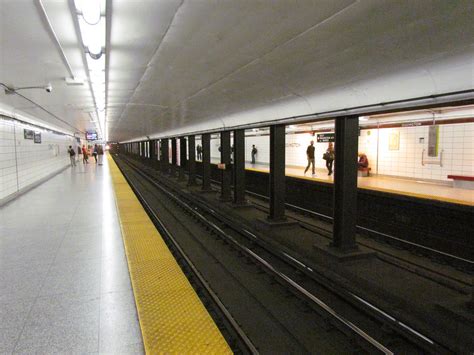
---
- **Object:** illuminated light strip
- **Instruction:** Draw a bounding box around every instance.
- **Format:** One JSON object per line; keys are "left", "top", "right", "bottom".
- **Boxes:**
{"left": 75, "top": 0, "right": 107, "bottom": 141}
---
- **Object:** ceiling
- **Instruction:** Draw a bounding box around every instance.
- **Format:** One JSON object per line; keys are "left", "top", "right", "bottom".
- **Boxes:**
{"left": 0, "top": 0, "right": 473, "bottom": 141}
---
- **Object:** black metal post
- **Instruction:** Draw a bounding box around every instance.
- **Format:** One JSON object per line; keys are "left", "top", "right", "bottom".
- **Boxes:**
{"left": 331, "top": 116, "right": 359, "bottom": 251}
{"left": 202, "top": 133, "right": 211, "bottom": 191}
{"left": 179, "top": 137, "right": 187, "bottom": 181}
{"left": 233, "top": 129, "right": 246, "bottom": 204}
{"left": 269, "top": 124, "right": 286, "bottom": 221}
{"left": 188, "top": 135, "right": 197, "bottom": 186}
{"left": 171, "top": 138, "right": 177, "bottom": 177}
{"left": 220, "top": 131, "right": 232, "bottom": 201}
{"left": 161, "top": 138, "right": 169, "bottom": 174}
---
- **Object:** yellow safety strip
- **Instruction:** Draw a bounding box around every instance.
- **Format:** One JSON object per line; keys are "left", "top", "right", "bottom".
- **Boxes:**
{"left": 107, "top": 154, "right": 232, "bottom": 354}
{"left": 245, "top": 166, "right": 473, "bottom": 206}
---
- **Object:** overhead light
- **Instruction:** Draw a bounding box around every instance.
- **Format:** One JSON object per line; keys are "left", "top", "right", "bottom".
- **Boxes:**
{"left": 359, "top": 116, "right": 369, "bottom": 121}
{"left": 78, "top": 17, "right": 105, "bottom": 58}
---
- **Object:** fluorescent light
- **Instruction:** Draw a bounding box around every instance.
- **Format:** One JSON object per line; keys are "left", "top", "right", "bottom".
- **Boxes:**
{"left": 78, "top": 17, "right": 105, "bottom": 56}
{"left": 80, "top": 0, "right": 101, "bottom": 25}
{"left": 359, "top": 116, "right": 369, "bottom": 121}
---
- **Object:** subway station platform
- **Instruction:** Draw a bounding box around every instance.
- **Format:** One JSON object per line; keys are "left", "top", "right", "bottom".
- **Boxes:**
{"left": 0, "top": 156, "right": 230, "bottom": 354}
{"left": 205, "top": 158, "right": 474, "bottom": 206}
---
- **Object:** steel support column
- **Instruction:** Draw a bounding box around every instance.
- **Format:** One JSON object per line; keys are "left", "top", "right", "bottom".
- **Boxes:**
{"left": 161, "top": 138, "right": 169, "bottom": 174}
{"left": 201, "top": 133, "right": 211, "bottom": 191}
{"left": 179, "top": 137, "right": 187, "bottom": 181}
{"left": 233, "top": 129, "right": 246, "bottom": 204}
{"left": 171, "top": 138, "right": 177, "bottom": 177}
{"left": 269, "top": 124, "right": 286, "bottom": 221}
{"left": 187, "top": 135, "right": 197, "bottom": 186}
{"left": 220, "top": 131, "right": 232, "bottom": 201}
{"left": 331, "top": 116, "right": 359, "bottom": 251}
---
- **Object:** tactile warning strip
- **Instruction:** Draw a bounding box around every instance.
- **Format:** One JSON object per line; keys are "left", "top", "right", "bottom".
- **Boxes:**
{"left": 107, "top": 154, "right": 232, "bottom": 354}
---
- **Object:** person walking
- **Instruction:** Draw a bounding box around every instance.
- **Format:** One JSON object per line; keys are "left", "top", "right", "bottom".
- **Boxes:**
{"left": 92, "top": 144, "right": 98, "bottom": 163}
{"left": 323, "top": 142, "right": 335, "bottom": 176}
{"left": 251, "top": 145, "right": 258, "bottom": 164}
{"left": 196, "top": 144, "right": 202, "bottom": 160}
{"left": 97, "top": 144, "right": 104, "bottom": 165}
{"left": 304, "top": 140, "right": 316, "bottom": 177}
{"left": 68, "top": 145, "right": 76, "bottom": 167}
{"left": 82, "top": 145, "right": 89, "bottom": 164}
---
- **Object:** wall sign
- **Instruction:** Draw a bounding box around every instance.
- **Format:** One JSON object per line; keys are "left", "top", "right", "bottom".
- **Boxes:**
{"left": 428, "top": 125, "right": 439, "bottom": 157}
{"left": 34, "top": 132, "right": 41, "bottom": 143}
{"left": 24, "top": 129, "right": 34, "bottom": 139}
{"left": 316, "top": 133, "right": 335, "bottom": 143}
{"left": 388, "top": 130, "right": 399, "bottom": 150}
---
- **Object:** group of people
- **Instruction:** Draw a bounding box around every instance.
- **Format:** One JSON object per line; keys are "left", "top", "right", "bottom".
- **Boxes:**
{"left": 68, "top": 144, "right": 104, "bottom": 167}
{"left": 304, "top": 140, "right": 368, "bottom": 177}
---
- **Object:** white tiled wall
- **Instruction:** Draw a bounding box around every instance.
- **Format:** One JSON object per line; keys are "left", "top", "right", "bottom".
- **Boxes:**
{"left": 359, "top": 122, "right": 474, "bottom": 181}
{"left": 0, "top": 118, "right": 74, "bottom": 201}
{"left": 192, "top": 122, "right": 474, "bottom": 182}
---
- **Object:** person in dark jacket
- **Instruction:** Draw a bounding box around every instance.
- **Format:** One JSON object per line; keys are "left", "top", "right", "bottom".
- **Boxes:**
{"left": 324, "top": 142, "right": 335, "bottom": 176}
{"left": 304, "top": 140, "right": 316, "bottom": 176}
{"left": 68, "top": 145, "right": 76, "bottom": 167}
{"left": 196, "top": 144, "right": 202, "bottom": 160}
{"left": 251, "top": 145, "right": 258, "bottom": 164}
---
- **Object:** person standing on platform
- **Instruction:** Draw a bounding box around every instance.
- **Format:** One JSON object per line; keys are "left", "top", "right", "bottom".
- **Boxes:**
{"left": 97, "top": 144, "right": 104, "bottom": 165}
{"left": 323, "top": 142, "right": 335, "bottom": 176}
{"left": 92, "top": 144, "right": 98, "bottom": 163}
{"left": 304, "top": 140, "right": 316, "bottom": 177}
{"left": 68, "top": 145, "right": 76, "bottom": 167}
{"left": 251, "top": 145, "right": 258, "bottom": 164}
{"left": 196, "top": 144, "right": 202, "bottom": 160}
{"left": 82, "top": 145, "right": 89, "bottom": 164}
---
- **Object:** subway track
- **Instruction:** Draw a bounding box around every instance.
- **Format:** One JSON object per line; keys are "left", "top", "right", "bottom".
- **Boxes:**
{"left": 184, "top": 169, "right": 473, "bottom": 278}
{"left": 114, "top": 155, "right": 452, "bottom": 354}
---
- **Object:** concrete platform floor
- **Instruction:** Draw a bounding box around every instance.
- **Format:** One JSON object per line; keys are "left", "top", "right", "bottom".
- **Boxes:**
{"left": 0, "top": 158, "right": 144, "bottom": 354}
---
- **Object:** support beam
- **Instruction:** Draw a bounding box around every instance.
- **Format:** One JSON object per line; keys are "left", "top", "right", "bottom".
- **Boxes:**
{"left": 171, "top": 138, "right": 177, "bottom": 177}
{"left": 187, "top": 135, "right": 197, "bottom": 186}
{"left": 233, "top": 129, "right": 246, "bottom": 205}
{"left": 161, "top": 138, "right": 169, "bottom": 174}
{"left": 201, "top": 133, "right": 211, "bottom": 191}
{"left": 331, "top": 115, "right": 359, "bottom": 251}
{"left": 179, "top": 137, "right": 187, "bottom": 181}
{"left": 269, "top": 124, "right": 286, "bottom": 221}
{"left": 220, "top": 131, "right": 232, "bottom": 201}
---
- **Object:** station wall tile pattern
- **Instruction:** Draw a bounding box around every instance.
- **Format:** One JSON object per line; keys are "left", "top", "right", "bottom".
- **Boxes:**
{"left": 0, "top": 118, "right": 74, "bottom": 201}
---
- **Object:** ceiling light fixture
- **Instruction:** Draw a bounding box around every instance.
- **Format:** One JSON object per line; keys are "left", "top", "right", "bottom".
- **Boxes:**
{"left": 75, "top": 0, "right": 107, "bottom": 141}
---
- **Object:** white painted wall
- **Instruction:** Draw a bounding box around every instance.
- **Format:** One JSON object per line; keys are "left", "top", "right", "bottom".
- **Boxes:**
{"left": 0, "top": 117, "right": 74, "bottom": 202}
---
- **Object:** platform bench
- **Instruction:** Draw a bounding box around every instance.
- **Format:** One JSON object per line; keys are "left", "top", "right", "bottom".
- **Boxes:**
{"left": 447, "top": 175, "right": 474, "bottom": 190}
{"left": 358, "top": 167, "right": 371, "bottom": 177}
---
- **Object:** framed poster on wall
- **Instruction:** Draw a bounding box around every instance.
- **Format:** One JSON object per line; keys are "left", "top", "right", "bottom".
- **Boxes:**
{"left": 24, "top": 129, "right": 34, "bottom": 139}
{"left": 388, "top": 130, "right": 399, "bottom": 150}
{"left": 34, "top": 132, "right": 41, "bottom": 143}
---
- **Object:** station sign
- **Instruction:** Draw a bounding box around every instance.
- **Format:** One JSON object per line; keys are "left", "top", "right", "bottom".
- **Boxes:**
{"left": 86, "top": 131, "right": 98, "bottom": 141}
{"left": 316, "top": 133, "right": 335, "bottom": 143}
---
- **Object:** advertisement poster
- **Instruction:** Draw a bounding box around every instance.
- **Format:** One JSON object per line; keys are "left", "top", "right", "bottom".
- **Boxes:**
{"left": 388, "top": 130, "right": 399, "bottom": 150}
{"left": 34, "top": 132, "right": 42, "bottom": 143}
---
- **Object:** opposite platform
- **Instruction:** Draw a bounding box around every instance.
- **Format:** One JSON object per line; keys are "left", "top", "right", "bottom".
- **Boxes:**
{"left": 107, "top": 154, "right": 231, "bottom": 354}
